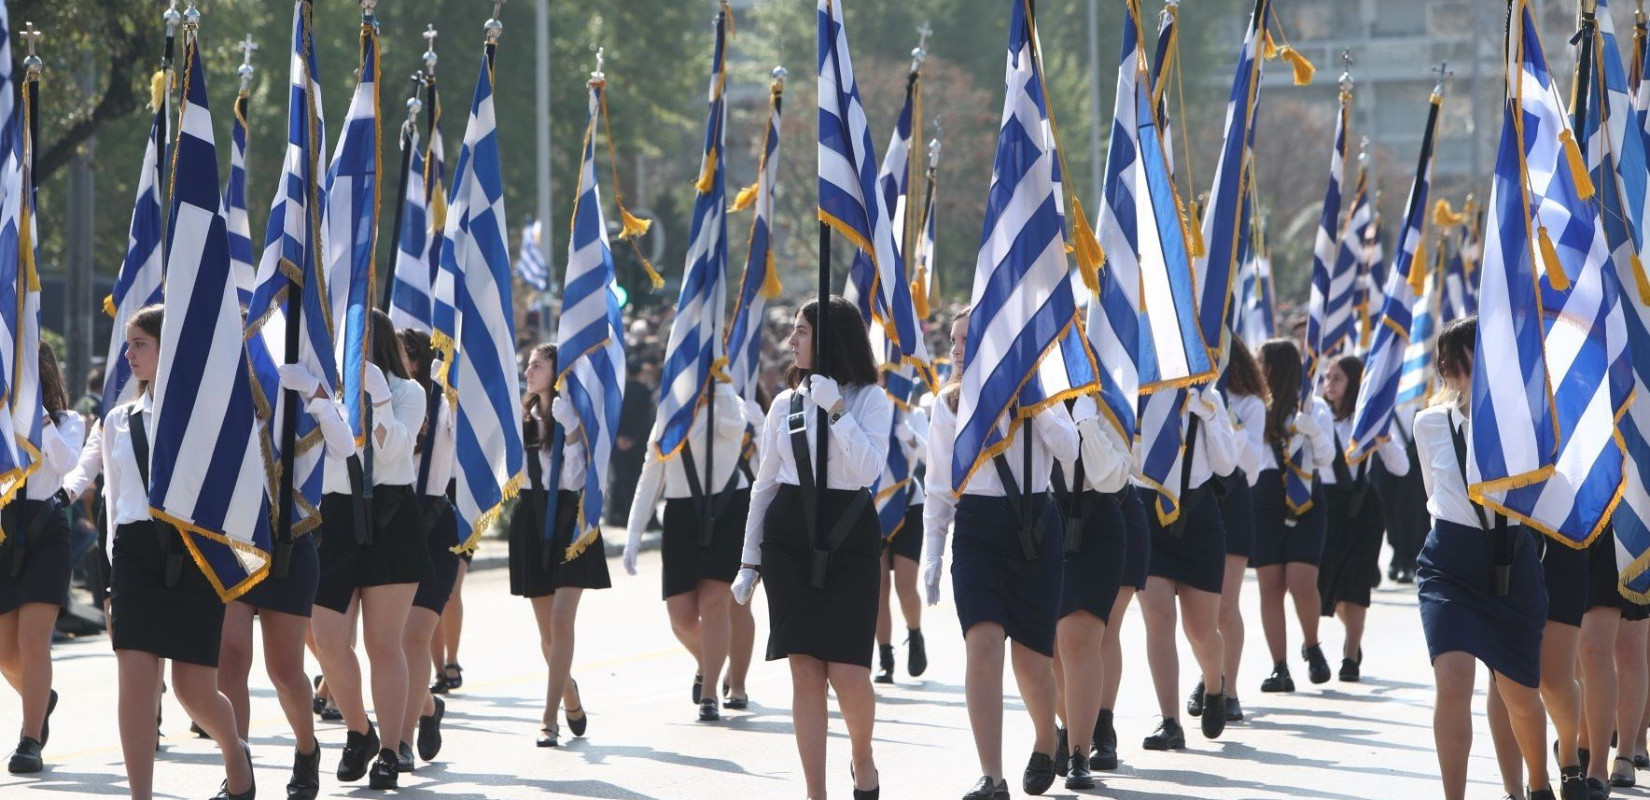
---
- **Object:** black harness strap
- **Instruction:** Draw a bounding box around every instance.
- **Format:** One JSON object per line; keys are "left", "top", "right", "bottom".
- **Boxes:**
{"left": 679, "top": 438, "right": 748, "bottom": 547}
{"left": 1331, "top": 428, "right": 1369, "bottom": 518}
{"left": 1165, "top": 414, "right": 1203, "bottom": 538}
{"left": 1269, "top": 435, "right": 1298, "bottom": 529}
{"left": 130, "top": 410, "right": 185, "bottom": 589}
{"left": 789, "top": 393, "right": 870, "bottom": 588}
{"left": 524, "top": 416, "right": 548, "bottom": 552}
{"left": 1051, "top": 455, "right": 1086, "bottom": 555}
{"left": 1447, "top": 409, "right": 1514, "bottom": 596}
{"left": 992, "top": 419, "right": 1042, "bottom": 559}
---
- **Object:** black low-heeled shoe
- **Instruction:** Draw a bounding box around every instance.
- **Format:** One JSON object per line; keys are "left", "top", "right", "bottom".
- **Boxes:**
{"left": 1022, "top": 752, "right": 1056, "bottom": 796}
{"left": 691, "top": 673, "right": 703, "bottom": 704}
{"left": 566, "top": 679, "right": 588, "bottom": 737}
{"left": 1225, "top": 695, "right": 1244, "bottom": 722}
{"left": 1584, "top": 776, "right": 1609, "bottom": 800}
{"left": 907, "top": 628, "right": 927, "bottom": 677}
{"left": 1635, "top": 754, "right": 1650, "bottom": 770}
{"left": 1065, "top": 750, "right": 1095, "bottom": 790}
{"left": 850, "top": 763, "right": 879, "bottom": 800}
{"left": 367, "top": 748, "right": 398, "bottom": 790}
{"left": 1142, "top": 717, "right": 1185, "bottom": 751}
{"left": 1260, "top": 662, "right": 1295, "bottom": 693}
{"left": 1091, "top": 709, "right": 1118, "bottom": 770}
{"left": 1302, "top": 643, "right": 1331, "bottom": 685}
{"left": 210, "top": 740, "right": 255, "bottom": 800}
{"left": 1339, "top": 649, "right": 1363, "bottom": 682}
{"left": 1531, "top": 785, "right": 1560, "bottom": 800}
{"left": 1052, "top": 727, "right": 1069, "bottom": 777}
{"left": 1201, "top": 680, "right": 1228, "bottom": 740}
{"left": 698, "top": 698, "right": 719, "bottom": 722}
{"left": 961, "top": 775, "right": 1010, "bottom": 799}
{"left": 722, "top": 682, "right": 749, "bottom": 710}
{"left": 41, "top": 689, "right": 56, "bottom": 748}
{"left": 1612, "top": 756, "right": 1637, "bottom": 788}
{"left": 190, "top": 720, "right": 210, "bottom": 739}
{"left": 875, "top": 644, "right": 896, "bottom": 684}
{"left": 7, "top": 737, "right": 42, "bottom": 774}
{"left": 417, "top": 696, "right": 445, "bottom": 761}
{"left": 336, "top": 723, "right": 378, "bottom": 782}
{"left": 537, "top": 724, "right": 559, "bottom": 748}
{"left": 311, "top": 676, "right": 326, "bottom": 715}
{"left": 443, "top": 663, "right": 463, "bottom": 691}
{"left": 288, "top": 745, "right": 321, "bottom": 800}
{"left": 1186, "top": 679, "right": 1205, "bottom": 717}
{"left": 395, "top": 742, "right": 414, "bottom": 773}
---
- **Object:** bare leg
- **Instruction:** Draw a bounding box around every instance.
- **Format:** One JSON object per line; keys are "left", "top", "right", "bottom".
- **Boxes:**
{"left": 827, "top": 661, "right": 879, "bottom": 792}
{"left": 1178, "top": 586, "right": 1226, "bottom": 692}
{"left": 1543, "top": 621, "right": 1584, "bottom": 770}
{"left": 964, "top": 623, "right": 1008, "bottom": 781}
{"left": 788, "top": 656, "right": 829, "bottom": 800}
{"left": 1581, "top": 607, "right": 1622, "bottom": 784}
{"left": 216, "top": 603, "right": 257, "bottom": 742}
{"left": 116, "top": 650, "right": 163, "bottom": 800}
{"left": 1219, "top": 555, "right": 1247, "bottom": 696}
{"left": 1285, "top": 563, "right": 1322, "bottom": 649}
{"left": 533, "top": 589, "right": 584, "bottom": 732}
{"left": 1255, "top": 565, "right": 1287, "bottom": 663}
{"left": 876, "top": 550, "right": 894, "bottom": 647}
{"left": 358, "top": 583, "right": 417, "bottom": 748}
{"left": 1139, "top": 577, "right": 1181, "bottom": 719}
{"left": 441, "top": 559, "right": 468, "bottom": 673}
{"left": 893, "top": 555, "right": 922, "bottom": 631}
{"left": 1098, "top": 588, "right": 1135, "bottom": 712}
{"left": 728, "top": 600, "right": 755, "bottom": 698}
{"left": 171, "top": 660, "right": 253, "bottom": 795}
{"left": 401, "top": 607, "right": 442, "bottom": 747}
{"left": 1487, "top": 673, "right": 1527, "bottom": 799}
{"left": 8, "top": 603, "right": 56, "bottom": 741}
{"left": 696, "top": 580, "right": 732, "bottom": 700}
{"left": 1056, "top": 611, "right": 1105, "bottom": 753}
{"left": 1336, "top": 602, "right": 1368, "bottom": 662}
{"left": 1616, "top": 618, "right": 1649, "bottom": 777}
{"left": 1433, "top": 651, "right": 1477, "bottom": 800}
{"left": 310, "top": 600, "right": 370, "bottom": 734}
{"left": 1497, "top": 672, "right": 1552, "bottom": 791}
{"left": 259, "top": 609, "right": 319, "bottom": 754}
{"left": 665, "top": 593, "right": 703, "bottom": 668}
{"left": 1011, "top": 640, "right": 1059, "bottom": 758}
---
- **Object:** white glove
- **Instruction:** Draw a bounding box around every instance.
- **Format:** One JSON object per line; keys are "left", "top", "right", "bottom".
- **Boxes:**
{"left": 808, "top": 374, "right": 844, "bottom": 415}
{"left": 731, "top": 567, "right": 760, "bottom": 605}
{"left": 278, "top": 364, "right": 326, "bottom": 400}
{"left": 363, "top": 364, "right": 392, "bottom": 407}
{"left": 1188, "top": 386, "right": 1222, "bottom": 421}
{"left": 1069, "top": 393, "right": 1100, "bottom": 426}
{"left": 744, "top": 398, "right": 764, "bottom": 430}
{"left": 1294, "top": 406, "right": 1324, "bottom": 441}
{"left": 898, "top": 418, "right": 918, "bottom": 448}
{"left": 622, "top": 528, "right": 642, "bottom": 576}
{"left": 922, "top": 555, "right": 944, "bottom": 606}
{"left": 307, "top": 398, "right": 356, "bottom": 458}
{"left": 550, "top": 396, "right": 579, "bottom": 432}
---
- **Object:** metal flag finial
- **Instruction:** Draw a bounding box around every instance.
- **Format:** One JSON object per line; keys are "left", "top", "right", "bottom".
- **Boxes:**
{"left": 1339, "top": 50, "right": 1353, "bottom": 94}
{"left": 21, "top": 22, "right": 42, "bottom": 76}
{"left": 485, "top": 0, "right": 506, "bottom": 44}
{"left": 238, "top": 34, "right": 258, "bottom": 87}
{"left": 423, "top": 24, "right": 440, "bottom": 75}
{"left": 590, "top": 46, "right": 605, "bottom": 84}
{"left": 406, "top": 72, "right": 425, "bottom": 122}
{"left": 912, "top": 21, "right": 932, "bottom": 71}
{"left": 164, "top": 1, "right": 181, "bottom": 35}
{"left": 929, "top": 117, "right": 943, "bottom": 168}
{"left": 770, "top": 64, "right": 787, "bottom": 87}
{"left": 1431, "top": 61, "right": 1453, "bottom": 96}
{"left": 183, "top": 1, "right": 200, "bottom": 31}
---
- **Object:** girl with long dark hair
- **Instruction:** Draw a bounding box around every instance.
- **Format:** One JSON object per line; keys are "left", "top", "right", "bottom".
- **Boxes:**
{"left": 732, "top": 296, "right": 889, "bottom": 800}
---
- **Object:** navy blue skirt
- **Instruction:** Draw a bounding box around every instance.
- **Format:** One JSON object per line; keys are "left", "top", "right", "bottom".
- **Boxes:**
{"left": 239, "top": 532, "right": 318, "bottom": 618}
{"left": 1317, "top": 482, "right": 1386, "bottom": 612}
{"left": 1060, "top": 490, "right": 1127, "bottom": 623}
{"left": 883, "top": 505, "right": 924, "bottom": 563}
{"left": 413, "top": 498, "right": 461, "bottom": 614}
{"left": 1145, "top": 486, "right": 1226, "bottom": 595}
{"left": 1417, "top": 520, "right": 1546, "bottom": 688}
{"left": 0, "top": 498, "right": 74, "bottom": 613}
{"left": 1120, "top": 486, "right": 1149, "bottom": 591}
{"left": 1539, "top": 535, "right": 1588, "bottom": 627}
{"left": 951, "top": 493, "right": 1064, "bottom": 657}
{"left": 1218, "top": 474, "right": 1255, "bottom": 560}
{"left": 1249, "top": 470, "right": 1327, "bottom": 568}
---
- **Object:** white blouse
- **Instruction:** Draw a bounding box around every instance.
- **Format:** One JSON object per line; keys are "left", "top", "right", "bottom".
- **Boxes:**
{"left": 1226, "top": 393, "right": 1266, "bottom": 483}
{"left": 626, "top": 382, "right": 752, "bottom": 537}
{"left": 62, "top": 395, "right": 153, "bottom": 529}
{"left": 878, "top": 404, "right": 930, "bottom": 508}
{"left": 322, "top": 375, "right": 426, "bottom": 493}
{"left": 418, "top": 394, "right": 456, "bottom": 497}
{"left": 29, "top": 412, "right": 86, "bottom": 501}
{"left": 528, "top": 407, "right": 588, "bottom": 493}
{"left": 1255, "top": 395, "right": 1335, "bottom": 475}
{"left": 739, "top": 382, "right": 892, "bottom": 566}
{"left": 1320, "top": 415, "right": 1411, "bottom": 485}
{"left": 1056, "top": 395, "right": 1131, "bottom": 495}
{"left": 1413, "top": 405, "right": 1483, "bottom": 529}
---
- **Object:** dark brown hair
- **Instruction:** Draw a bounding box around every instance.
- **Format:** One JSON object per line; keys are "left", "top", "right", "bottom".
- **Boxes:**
{"left": 1223, "top": 336, "right": 1267, "bottom": 401}
{"left": 784, "top": 296, "right": 879, "bottom": 390}
{"left": 127, "top": 303, "right": 164, "bottom": 395}
{"left": 1258, "top": 337, "right": 1302, "bottom": 446}
{"left": 523, "top": 343, "right": 557, "bottom": 451}
{"left": 1328, "top": 354, "right": 1363, "bottom": 421}
{"left": 370, "top": 309, "right": 410, "bottom": 380}
{"left": 398, "top": 328, "right": 434, "bottom": 391}
{"left": 38, "top": 340, "right": 68, "bottom": 417}
{"left": 1431, "top": 315, "right": 1477, "bottom": 408}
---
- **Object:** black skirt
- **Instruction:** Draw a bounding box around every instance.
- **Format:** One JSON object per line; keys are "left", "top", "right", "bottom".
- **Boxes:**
{"left": 661, "top": 488, "right": 748, "bottom": 599}
{"left": 1146, "top": 487, "right": 1226, "bottom": 595}
{"left": 1417, "top": 520, "right": 1546, "bottom": 688}
{"left": 109, "top": 521, "right": 225, "bottom": 667}
{"left": 1317, "top": 482, "right": 1386, "bottom": 613}
{"left": 239, "top": 532, "right": 318, "bottom": 618}
{"left": 951, "top": 493, "right": 1065, "bottom": 657}
{"left": 1120, "top": 486, "right": 1149, "bottom": 591}
{"left": 1380, "top": 441, "right": 1430, "bottom": 570}
{"left": 1218, "top": 473, "right": 1255, "bottom": 560}
{"left": 413, "top": 498, "right": 461, "bottom": 614}
{"left": 760, "top": 483, "right": 880, "bottom": 667}
{"left": 315, "top": 487, "right": 434, "bottom": 614}
{"left": 0, "top": 498, "right": 74, "bottom": 613}
{"left": 883, "top": 504, "right": 924, "bottom": 563}
{"left": 1249, "top": 470, "right": 1327, "bottom": 568}
{"left": 1060, "top": 490, "right": 1126, "bottom": 623}
{"left": 508, "top": 489, "right": 612, "bottom": 598}
{"left": 1539, "top": 535, "right": 1588, "bottom": 627}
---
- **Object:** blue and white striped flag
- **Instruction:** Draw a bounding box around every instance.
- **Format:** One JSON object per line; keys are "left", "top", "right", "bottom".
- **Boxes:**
{"left": 243, "top": 0, "right": 335, "bottom": 541}
{"left": 227, "top": 89, "right": 255, "bottom": 306}
{"left": 1347, "top": 88, "right": 1442, "bottom": 465}
{"left": 655, "top": 7, "right": 731, "bottom": 461}
{"left": 103, "top": 100, "right": 166, "bottom": 415}
{"left": 1471, "top": 0, "right": 1630, "bottom": 548}
{"left": 844, "top": 57, "right": 915, "bottom": 330}
{"left": 726, "top": 74, "right": 784, "bottom": 406}
{"left": 398, "top": 96, "right": 447, "bottom": 337}
{"left": 1394, "top": 255, "right": 1439, "bottom": 411}
{"left": 439, "top": 45, "right": 526, "bottom": 551}
{"left": 515, "top": 217, "right": 548, "bottom": 292}
{"left": 555, "top": 77, "right": 626, "bottom": 558}
{"left": 1440, "top": 242, "right": 1475, "bottom": 323}
{"left": 952, "top": 0, "right": 1085, "bottom": 491}
{"left": 388, "top": 125, "right": 432, "bottom": 332}
{"left": 1325, "top": 168, "right": 1369, "bottom": 358}
{"left": 148, "top": 30, "right": 273, "bottom": 602}
{"left": 0, "top": 57, "right": 40, "bottom": 522}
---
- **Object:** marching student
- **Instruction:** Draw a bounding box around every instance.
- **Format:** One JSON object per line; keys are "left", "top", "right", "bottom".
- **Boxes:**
{"left": 0, "top": 342, "right": 84, "bottom": 773}
{"left": 1190, "top": 337, "right": 1267, "bottom": 724}
{"left": 922, "top": 307, "right": 1082, "bottom": 798}
{"left": 1048, "top": 391, "right": 1131, "bottom": 790}
{"left": 308, "top": 308, "right": 430, "bottom": 790}
{"left": 429, "top": 554, "right": 468, "bottom": 695}
{"left": 61, "top": 304, "right": 255, "bottom": 800}
{"left": 1577, "top": 530, "right": 1641, "bottom": 795}
{"left": 509, "top": 343, "right": 604, "bottom": 748}
{"left": 1316, "top": 354, "right": 1410, "bottom": 681}
{"left": 732, "top": 296, "right": 889, "bottom": 800}
{"left": 622, "top": 377, "right": 752, "bottom": 722}
{"left": 875, "top": 397, "right": 928, "bottom": 685}
{"left": 1612, "top": 612, "right": 1649, "bottom": 788}
{"left": 1250, "top": 338, "right": 1336, "bottom": 693}
{"left": 395, "top": 328, "right": 457, "bottom": 768}
{"left": 1092, "top": 478, "right": 1149, "bottom": 771}
{"left": 1413, "top": 316, "right": 1553, "bottom": 800}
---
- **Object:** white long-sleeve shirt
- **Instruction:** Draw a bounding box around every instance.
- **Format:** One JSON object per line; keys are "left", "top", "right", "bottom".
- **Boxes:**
{"left": 1321, "top": 415, "right": 1411, "bottom": 485}
{"left": 1226, "top": 393, "right": 1266, "bottom": 483}
{"left": 1255, "top": 395, "right": 1335, "bottom": 475}
{"left": 739, "top": 382, "right": 892, "bottom": 566}
{"left": 418, "top": 394, "right": 456, "bottom": 497}
{"left": 1057, "top": 395, "right": 1130, "bottom": 495}
{"left": 1413, "top": 405, "right": 1482, "bottom": 529}
{"left": 527, "top": 407, "right": 588, "bottom": 493}
{"left": 323, "top": 375, "right": 425, "bottom": 493}
{"left": 62, "top": 394, "right": 153, "bottom": 529}
{"left": 899, "top": 406, "right": 929, "bottom": 506}
{"left": 626, "top": 383, "right": 752, "bottom": 538}
{"left": 29, "top": 412, "right": 86, "bottom": 501}
{"left": 1174, "top": 393, "right": 1242, "bottom": 490}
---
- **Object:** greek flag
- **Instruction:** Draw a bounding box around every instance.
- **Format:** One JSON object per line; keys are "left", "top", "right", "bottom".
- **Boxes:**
{"left": 515, "top": 218, "right": 548, "bottom": 292}
{"left": 1440, "top": 243, "right": 1475, "bottom": 322}
{"left": 819, "top": 0, "right": 920, "bottom": 369}
{"left": 148, "top": 32, "right": 273, "bottom": 602}
{"left": 243, "top": 0, "right": 335, "bottom": 541}
{"left": 556, "top": 79, "right": 626, "bottom": 559}
{"left": 227, "top": 91, "right": 255, "bottom": 306}
{"left": 1471, "top": 0, "right": 1629, "bottom": 548}
{"left": 655, "top": 8, "right": 731, "bottom": 461}
{"left": 1094, "top": 0, "right": 1212, "bottom": 519}
{"left": 1346, "top": 88, "right": 1441, "bottom": 465}
{"left": 323, "top": 16, "right": 382, "bottom": 446}
{"left": 1358, "top": 215, "right": 1390, "bottom": 345}
{"left": 844, "top": 58, "right": 915, "bottom": 331}
{"left": 439, "top": 47, "right": 526, "bottom": 551}
{"left": 911, "top": 154, "right": 938, "bottom": 318}
{"left": 1325, "top": 169, "right": 1369, "bottom": 358}
{"left": 388, "top": 126, "right": 432, "bottom": 332}
{"left": 726, "top": 74, "right": 784, "bottom": 406}
{"left": 1394, "top": 258, "right": 1440, "bottom": 410}
{"left": 0, "top": 63, "right": 40, "bottom": 521}
{"left": 103, "top": 103, "right": 165, "bottom": 415}
{"left": 399, "top": 98, "right": 447, "bottom": 337}
{"left": 1235, "top": 199, "right": 1275, "bottom": 350}
{"left": 952, "top": 0, "right": 1083, "bottom": 490}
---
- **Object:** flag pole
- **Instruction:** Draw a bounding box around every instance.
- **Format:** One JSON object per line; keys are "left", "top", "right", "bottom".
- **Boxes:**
{"left": 160, "top": 2, "right": 179, "bottom": 265}
{"left": 702, "top": 3, "right": 728, "bottom": 545}
{"left": 815, "top": 221, "right": 830, "bottom": 545}
{"left": 1575, "top": 0, "right": 1598, "bottom": 142}
{"left": 381, "top": 74, "right": 423, "bottom": 312}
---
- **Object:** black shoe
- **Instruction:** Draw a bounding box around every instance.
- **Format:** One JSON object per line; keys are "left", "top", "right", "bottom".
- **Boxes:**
{"left": 212, "top": 741, "right": 255, "bottom": 800}
{"left": 40, "top": 689, "right": 56, "bottom": 748}
{"left": 1092, "top": 709, "right": 1118, "bottom": 770}
{"left": 1065, "top": 750, "right": 1095, "bottom": 790}
{"left": 1612, "top": 757, "right": 1637, "bottom": 788}
{"left": 1582, "top": 747, "right": 1592, "bottom": 772}
{"left": 1260, "top": 662, "right": 1295, "bottom": 693}
{"left": 336, "top": 724, "right": 378, "bottom": 782}
{"left": 311, "top": 676, "right": 326, "bottom": 715}
{"left": 1201, "top": 681, "right": 1227, "bottom": 739}
{"left": 1563, "top": 765, "right": 1589, "bottom": 800}
{"left": 876, "top": 644, "right": 896, "bottom": 684}
{"left": 191, "top": 720, "right": 210, "bottom": 738}
{"left": 1532, "top": 786, "right": 1559, "bottom": 800}
{"left": 536, "top": 725, "right": 558, "bottom": 748}
{"left": 691, "top": 673, "right": 703, "bottom": 704}
{"left": 723, "top": 681, "right": 749, "bottom": 710}
{"left": 1634, "top": 754, "right": 1650, "bottom": 770}
{"left": 1186, "top": 679, "right": 1205, "bottom": 717}
{"left": 908, "top": 629, "right": 928, "bottom": 677}
{"left": 1585, "top": 776, "right": 1610, "bottom": 800}
{"left": 1225, "top": 696, "right": 1244, "bottom": 721}
{"left": 1339, "top": 654, "right": 1361, "bottom": 682}
{"left": 851, "top": 764, "right": 879, "bottom": 800}
{"left": 429, "top": 676, "right": 450, "bottom": 695}
{"left": 287, "top": 746, "right": 320, "bottom": 800}
{"left": 1142, "top": 717, "right": 1185, "bottom": 751}
{"left": 368, "top": 748, "right": 398, "bottom": 790}
{"left": 565, "top": 679, "right": 587, "bottom": 738}
{"left": 698, "top": 698, "right": 720, "bottom": 722}
{"left": 1397, "top": 567, "right": 1416, "bottom": 584}
{"left": 443, "top": 663, "right": 463, "bottom": 691}
{"left": 417, "top": 696, "right": 444, "bottom": 761}
{"left": 962, "top": 775, "right": 1010, "bottom": 800}
{"left": 1302, "top": 643, "right": 1331, "bottom": 685}
{"left": 1388, "top": 564, "right": 1401, "bottom": 582}
{"left": 1053, "top": 727, "right": 1069, "bottom": 777}
{"left": 319, "top": 704, "right": 342, "bottom": 723}
{"left": 395, "top": 742, "right": 414, "bottom": 773}
{"left": 7, "top": 737, "right": 42, "bottom": 774}
{"left": 1022, "top": 751, "right": 1056, "bottom": 796}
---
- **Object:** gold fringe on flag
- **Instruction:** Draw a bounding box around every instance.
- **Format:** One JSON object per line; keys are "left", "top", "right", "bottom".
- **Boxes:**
{"left": 694, "top": 147, "right": 717, "bottom": 195}
{"left": 1407, "top": 237, "right": 1429, "bottom": 295}
{"left": 911, "top": 269, "right": 930, "bottom": 319}
{"left": 1538, "top": 226, "right": 1571, "bottom": 291}
{"left": 760, "top": 250, "right": 781, "bottom": 299}
{"left": 729, "top": 181, "right": 759, "bottom": 212}
{"left": 102, "top": 294, "right": 116, "bottom": 318}
{"left": 1559, "top": 129, "right": 1596, "bottom": 200}
{"left": 1069, "top": 196, "right": 1104, "bottom": 293}
{"left": 1631, "top": 253, "right": 1650, "bottom": 305}
{"left": 150, "top": 70, "right": 166, "bottom": 112}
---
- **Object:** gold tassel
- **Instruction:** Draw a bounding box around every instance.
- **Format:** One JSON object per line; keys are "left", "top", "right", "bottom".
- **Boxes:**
{"left": 102, "top": 294, "right": 116, "bottom": 319}
{"left": 1433, "top": 198, "right": 1465, "bottom": 228}
{"left": 1186, "top": 212, "right": 1207, "bottom": 258}
{"left": 1279, "top": 46, "right": 1315, "bottom": 86}
{"left": 1632, "top": 253, "right": 1650, "bottom": 305}
{"left": 729, "top": 182, "right": 759, "bottom": 213}
{"left": 1407, "top": 239, "right": 1429, "bottom": 295}
{"left": 150, "top": 70, "right": 166, "bottom": 112}
{"left": 694, "top": 148, "right": 717, "bottom": 195}
{"left": 639, "top": 255, "right": 665, "bottom": 290}
{"left": 1069, "top": 197, "right": 1104, "bottom": 293}
{"left": 1559, "top": 129, "right": 1596, "bottom": 200}
{"left": 911, "top": 269, "right": 930, "bottom": 319}
{"left": 760, "top": 250, "right": 781, "bottom": 298}
{"left": 1263, "top": 30, "right": 1279, "bottom": 60}
{"left": 428, "top": 190, "right": 448, "bottom": 235}
{"left": 618, "top": 204, "right": 652, "bottom": 240}
{"left": 1538, "top": 226, "right": 1571, "bottom": 291}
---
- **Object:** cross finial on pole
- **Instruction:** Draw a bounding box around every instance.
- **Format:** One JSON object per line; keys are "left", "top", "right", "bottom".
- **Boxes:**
{"left": 423, "top": 24, "right": 439, "bottom": 75}
{"left": 1339, "top": 49, "right": 1353, "bottom": 94}
{"left": 1432, "top": 60, "right": 1454, "bottom": 96}
{"left": 590, "top": 46, "right": 605, "bottom": 84}
{"left": 238, "top": 34, "right": 258, "bottom": 88}
{"left": 20, "top": 22, "right": 42, "bottom": 77}
{"left": 485, "top": 0, "right": 506, "bottom": 44}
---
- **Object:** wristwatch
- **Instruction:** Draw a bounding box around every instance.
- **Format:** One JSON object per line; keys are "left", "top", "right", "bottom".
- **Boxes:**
{"left": 828, "top": 409, "right": 845, "bottom": 426}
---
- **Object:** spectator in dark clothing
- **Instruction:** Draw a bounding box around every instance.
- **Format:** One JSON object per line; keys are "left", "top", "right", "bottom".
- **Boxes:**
{"left": 608, "top": 361, "right": 658, "bottom": 527}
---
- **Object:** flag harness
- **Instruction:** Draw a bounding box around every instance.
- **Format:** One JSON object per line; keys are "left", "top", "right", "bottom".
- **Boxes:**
{"left": 788, "top": 392, "right": 869, "bottom": 589}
